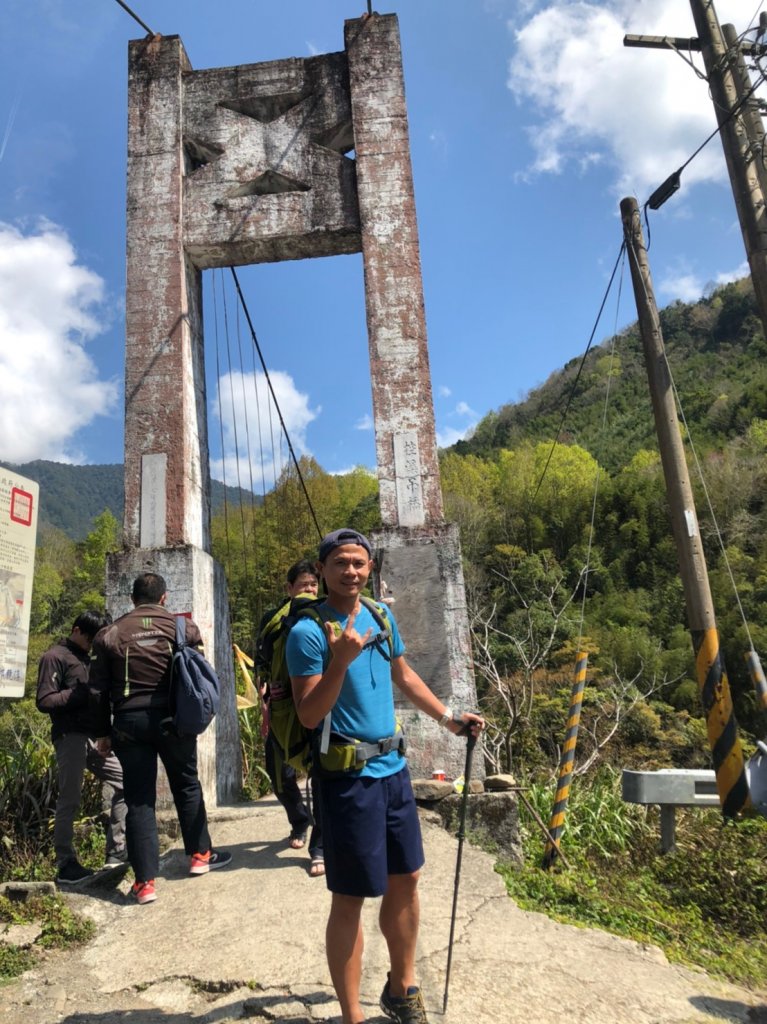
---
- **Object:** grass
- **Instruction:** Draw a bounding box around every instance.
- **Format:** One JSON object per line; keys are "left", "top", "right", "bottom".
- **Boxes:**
{"left": 496, "top": 767, "right": 767, "bottom": 991}
{"left": 0, "top": 891, "right": 95, "bottom": 983}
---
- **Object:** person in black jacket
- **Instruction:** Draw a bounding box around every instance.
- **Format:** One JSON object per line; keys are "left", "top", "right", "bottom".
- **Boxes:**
{"left": 36, "top": 610, "right": 127, "bottom": 886}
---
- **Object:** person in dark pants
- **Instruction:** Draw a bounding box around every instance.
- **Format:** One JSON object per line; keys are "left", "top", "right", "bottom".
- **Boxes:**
{"left": 257, "top": 560, "right": 324, "bottom": 876}
{"left": 36, "top": 611, "right": 127, "bottom": 886}
{"left": 287, "top": 529, "right": 484, "bottom": 1024}
{"left": 91, "top": 572, "right": 231, "bottom": 905}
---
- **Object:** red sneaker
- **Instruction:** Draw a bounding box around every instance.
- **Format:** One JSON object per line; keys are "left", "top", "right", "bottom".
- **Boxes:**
{"left": 130, "top": 880, "right": 157, "bottom": 905}
{"left": 189, "top": 849, "right": 232, "bottom": 875}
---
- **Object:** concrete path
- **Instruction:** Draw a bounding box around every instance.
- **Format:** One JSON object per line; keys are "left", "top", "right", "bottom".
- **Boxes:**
{"left": 1, "top": 797, "right": 765, "bottom": 1024}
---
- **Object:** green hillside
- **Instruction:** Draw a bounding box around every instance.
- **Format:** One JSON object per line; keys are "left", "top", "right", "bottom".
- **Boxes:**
{"left": 0, "top": 460, "right": 257, "bottom": 540}
{"left": 457, "top": 278, "right": 767, "bottom": 471}
{"left": 439, "top": 276, "right": 767, "bottom": 746}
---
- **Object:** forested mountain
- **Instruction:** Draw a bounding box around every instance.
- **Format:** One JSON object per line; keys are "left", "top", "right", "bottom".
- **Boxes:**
{"left": 457, "top": 278, "right": 767, "bottom": 472}
{"left": 438, "top": 276, "right": 767, "bottom": 763}
{"left": 0, "top": 460, "right": 256, "bottom": 540}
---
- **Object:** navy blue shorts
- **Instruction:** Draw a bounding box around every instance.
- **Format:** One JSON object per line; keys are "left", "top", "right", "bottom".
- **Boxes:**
{"left": 318, "top": 767, "right": 425, "bottom": 897}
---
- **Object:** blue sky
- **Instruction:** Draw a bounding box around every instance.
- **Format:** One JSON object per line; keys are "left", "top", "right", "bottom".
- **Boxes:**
{"left": 0, "top": 0, "right": 759, "bottom": 484}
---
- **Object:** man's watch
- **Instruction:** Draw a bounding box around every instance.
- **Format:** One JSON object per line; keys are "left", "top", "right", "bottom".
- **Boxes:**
{"left": 438, "top": 708, "right": 452, "bottom": 728}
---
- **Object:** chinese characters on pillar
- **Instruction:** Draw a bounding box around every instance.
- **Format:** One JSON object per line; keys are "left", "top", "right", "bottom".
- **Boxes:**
{"left": 393, "top": 432, "right": 425, "bottom": 528}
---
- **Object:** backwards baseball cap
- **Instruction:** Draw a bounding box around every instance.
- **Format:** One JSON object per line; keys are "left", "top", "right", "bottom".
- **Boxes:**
{"left": 318, "top": 528, "right": 373, "bottom": 562}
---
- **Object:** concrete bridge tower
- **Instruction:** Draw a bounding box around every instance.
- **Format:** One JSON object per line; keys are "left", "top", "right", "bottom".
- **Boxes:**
{"left": 110, "top": 13, "right": 479, "bottom": 796}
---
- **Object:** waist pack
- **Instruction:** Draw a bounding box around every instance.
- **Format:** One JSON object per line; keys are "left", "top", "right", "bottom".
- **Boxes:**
{"left": 312, "top": 724, "right": 407, "bottom": 778}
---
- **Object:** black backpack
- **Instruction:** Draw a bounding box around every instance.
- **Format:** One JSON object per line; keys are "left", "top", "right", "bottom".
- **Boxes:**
{"left": 169, "top": 616, "right": 221, "bottom": 736}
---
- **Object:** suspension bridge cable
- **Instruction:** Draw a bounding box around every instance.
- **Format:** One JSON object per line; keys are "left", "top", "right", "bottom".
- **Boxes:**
{"left": 111, "top": 0, "right": 154, "bottom": 36}
{"left": 229, "top": 266, "right": 323, "bottom": 541}
{"left": 234, "top": 300, "right": 259, "bottom": 512}
{"left": 531, "top": 241, "right": 627, "bottom": 504}
{"left": 221, "top": 274, "right": 254, "bottom": 600}
{"left": 624, "top": 233, "right": 756, "bottom": 651}
{"left": 211, "top": 272, "right": 231, "bottom": 567}
{"left": 243, "top": 299, "right": 274, "bottom": 612}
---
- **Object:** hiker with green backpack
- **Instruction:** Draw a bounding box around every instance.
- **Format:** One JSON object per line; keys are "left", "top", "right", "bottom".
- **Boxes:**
{"left": 286, "top": 529, "right": 484, "bottom": 1024}
{"left": 256, "top": 560, "right": 324, "bottom": 876}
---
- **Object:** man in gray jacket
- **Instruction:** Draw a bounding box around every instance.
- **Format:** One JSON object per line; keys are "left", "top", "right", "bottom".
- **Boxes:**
{"left": 37, "top": 610, "right": 127, "bottom": 885}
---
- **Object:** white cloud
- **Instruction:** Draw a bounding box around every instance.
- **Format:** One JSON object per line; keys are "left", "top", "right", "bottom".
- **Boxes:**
{"left": 329, "top": 464, "right": 376, "bottom": 478}
{"left": 715, "top": 260, "right": 750, "bottom": 287}
{"left": 437, "top": 384, "right": 452, "bottom": 398}
{"left": 658, "top": 258, "right": 750, "bottom": 302}
{"left": 436, "top": 424, "right": 475, "bottom": 449}
{"left": 658, "top": 270, "right": 704, "bottom": 303}
{"left": 454, "top": 400, "right": 477, "bottom": 417}
{"left": 354, "top": 413, "right": 374, "bottom": 431}
{"left": 508, "top": 0, "right": 759, "bottom": 197}
{"left": 0, "top": 220, "right": 117, "bottom": 463}
{"left": 211, "top": 369, "right": 319, "bottom": 490}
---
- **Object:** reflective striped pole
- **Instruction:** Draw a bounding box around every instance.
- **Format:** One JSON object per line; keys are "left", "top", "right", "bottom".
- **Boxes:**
{"left": 622, "top": 196, "right": 749, "bottom": 818}
{"left": 695, "top": 631, "right": 749, "bottom": 816}
{"left": 542, "top": 651, "right": 588, "bottom": 869}
{"left": 745, "top": 649, "right": 767, "bottom": 713}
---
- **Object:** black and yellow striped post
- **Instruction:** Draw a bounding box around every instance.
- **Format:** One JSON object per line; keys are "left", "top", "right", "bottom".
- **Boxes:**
{"left": 542, "top": 651, "right": 588, "bottom": 869}
{"left": 695, "top": 631, "right": 749, "bottom": 817}
{"left": 745, "top": 649, "right": 767, "bottom": 714}
{"left": 622, "top": 195, "right": 749, "bottom": 818}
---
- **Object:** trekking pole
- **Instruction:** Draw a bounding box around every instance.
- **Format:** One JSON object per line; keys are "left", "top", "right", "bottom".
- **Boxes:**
{"left": 443, "top": 727, "right": 477, "bottom": 1015}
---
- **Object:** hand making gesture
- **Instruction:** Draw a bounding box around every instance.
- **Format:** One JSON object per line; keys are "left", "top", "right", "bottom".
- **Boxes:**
{"left": 324, "top": 606, "right": 372, "bottom": 668}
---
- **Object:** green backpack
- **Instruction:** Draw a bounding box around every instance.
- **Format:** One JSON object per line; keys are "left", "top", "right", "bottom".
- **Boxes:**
{"left": 255, "top": 594, "right": 399, "bottom": 785}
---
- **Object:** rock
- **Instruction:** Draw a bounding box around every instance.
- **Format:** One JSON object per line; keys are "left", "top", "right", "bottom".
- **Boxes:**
{"left": 0, "top": 923, "right": 42, "bottom": 947}
{"left": 430, "top": 791, "right": 523, "bottom": 865}
{"left": 0, "top": 881, "right": 57, "bottom": 899}
{"left": 468, "top": 779, "right": 485, "bottom": 794}
{"left": 411, "top": 779, "right": 455, "bottom": 801}
{"left": 484, "top": 773, "right": 518, "bottom": 790}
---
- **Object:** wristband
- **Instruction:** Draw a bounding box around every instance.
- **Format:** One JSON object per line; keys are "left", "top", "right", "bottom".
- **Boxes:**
{"left": 438, "top": 708, "right": 452, "bottom": 728}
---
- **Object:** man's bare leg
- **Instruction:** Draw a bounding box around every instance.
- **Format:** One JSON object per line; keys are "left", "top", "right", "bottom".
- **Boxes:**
{"left": 327, "top": 892, "right": 366, "bottom": 1023}
{"left": 379, "top": 870, "right": 420, "bottom": 995}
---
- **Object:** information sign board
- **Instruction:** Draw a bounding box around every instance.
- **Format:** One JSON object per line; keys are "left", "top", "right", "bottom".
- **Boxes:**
{"left": 0, "top": 469, "right": 39, "bottom": 698}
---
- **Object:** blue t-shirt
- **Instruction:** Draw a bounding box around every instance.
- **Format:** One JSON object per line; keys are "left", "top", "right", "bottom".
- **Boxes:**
{"left": 286, "top": 601, "right": 405, "bottom": 778}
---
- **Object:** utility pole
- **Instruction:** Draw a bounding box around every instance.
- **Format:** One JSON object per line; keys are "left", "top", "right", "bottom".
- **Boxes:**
{"left": 624, "top": 0, "right": 767, "bottom": 340}
{"left": 620, "top": 195, "right": 749, "bottom": 818}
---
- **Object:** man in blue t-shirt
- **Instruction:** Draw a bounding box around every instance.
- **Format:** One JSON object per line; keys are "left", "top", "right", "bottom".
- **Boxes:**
{"left": 286, "top": 528, "right": 483, "bottom": 1024}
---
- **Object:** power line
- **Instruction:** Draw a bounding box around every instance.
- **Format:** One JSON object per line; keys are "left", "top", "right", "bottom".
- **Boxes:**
{"left": 531, "top": 241, "right": 626, "bottom": 503}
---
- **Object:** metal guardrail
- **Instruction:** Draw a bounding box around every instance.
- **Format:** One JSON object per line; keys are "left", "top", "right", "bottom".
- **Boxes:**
{"left": 623, "top": 749, "right": 767, "bottom": 852}
{"left": 621, "top": 768, "right": 719, "bottom": 852}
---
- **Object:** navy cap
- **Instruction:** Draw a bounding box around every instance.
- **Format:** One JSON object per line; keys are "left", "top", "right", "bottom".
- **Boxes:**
{"left": 318, "top": 528, "right": 373, "bottom": 562}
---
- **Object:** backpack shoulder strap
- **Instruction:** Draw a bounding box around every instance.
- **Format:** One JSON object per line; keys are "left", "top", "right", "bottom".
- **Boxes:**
{"left": 359, "top": 596, "right": 394, "bottom": 660}
{"left": 174, "top": 615, "right": 186, "bottom": 650}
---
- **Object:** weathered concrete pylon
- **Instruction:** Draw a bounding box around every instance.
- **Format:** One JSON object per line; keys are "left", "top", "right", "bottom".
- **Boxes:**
{"left": 112, "top": 14, "right": 479, "bottom": 793}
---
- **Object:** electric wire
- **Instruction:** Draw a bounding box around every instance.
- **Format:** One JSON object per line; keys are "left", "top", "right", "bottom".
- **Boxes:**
{"left": 623, "top": 231, "right": 756, "bottom": 651}
{"left": 229, "top": 266, "right": 323, "bottom": 541}
{"left": 576, "top": 247, "right": 627, "bottom": 644}
{"left": 531, "top": 241, "right": 626, "bottom": 503}
{"left": 642, "top": 50, "right": 767, "bottom": 247}
{"left": 111, "top": 0, "right": 154, "bottom": 36}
